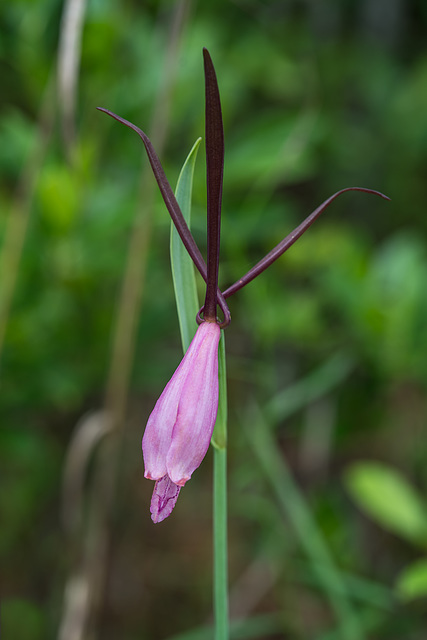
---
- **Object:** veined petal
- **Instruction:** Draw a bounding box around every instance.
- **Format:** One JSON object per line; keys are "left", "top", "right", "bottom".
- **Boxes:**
{"left": 142, "top": 321, "right": 217, "bottom": 480}
{"left": 167, "top": 321, "right": 220, "bottom": 486}
{"left": 142, "top": 373, "right": 186, "bottom": 480}
{"left": 150, "top": 475, "right": 181, "bottom": 523}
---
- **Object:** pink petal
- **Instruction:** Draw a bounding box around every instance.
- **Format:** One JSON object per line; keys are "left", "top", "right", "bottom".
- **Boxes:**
{"left": 142, "top": 322, "right": 217, "bottom": 480}
{"left": 166, "top": 321, "right": 220, "bottom": 486}
{"left": 150, "top": 475, "right": 181, "bottom": 523}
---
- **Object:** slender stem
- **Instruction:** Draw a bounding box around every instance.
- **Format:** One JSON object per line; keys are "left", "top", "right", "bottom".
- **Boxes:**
{"left": 212, "top": 331, "right": 228, "bottom": 449}
{"left": 213, "top": 447, "right": 228, "bottom": 640}
{"left": 202, "top": 48, "right": 224, "bottom": 321}
{"left": 223, "top": 187, "right": 390, "bottom": 299}
{"left": 212, "top": 331, "right": 229, "bottom": 639}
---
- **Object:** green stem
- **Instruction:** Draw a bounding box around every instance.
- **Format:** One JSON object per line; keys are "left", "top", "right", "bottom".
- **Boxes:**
{"left": 213, "top": 447, "right": 228, "bottom": 640}
{"left": 212, "top": 331, "right": 229, "bottom": 640}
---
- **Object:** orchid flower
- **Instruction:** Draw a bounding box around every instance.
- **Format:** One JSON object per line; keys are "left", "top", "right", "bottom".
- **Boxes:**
{"left": 143, "top": 321, "right": 220, "bottom": 523}
{"left": 98, "top": 49, "right": 389, "bottom": 522}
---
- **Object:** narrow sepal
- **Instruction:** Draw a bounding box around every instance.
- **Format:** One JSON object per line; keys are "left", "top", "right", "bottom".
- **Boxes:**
{"left": 202, "top": 49, "right": 224, "bottom": 321}
{"left": 223, "top": 187, "right": 390, "bottom": 298}
{"left": 97, "top": 107, "right": 231, "bottom": 325}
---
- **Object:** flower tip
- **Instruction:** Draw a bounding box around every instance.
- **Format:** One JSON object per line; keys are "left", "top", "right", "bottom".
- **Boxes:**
{"left": 202, "top": 48, "right": 215, "bottom": 70}
{"left": 150, "top": 475, "right": 181, "bottom": 524}
{"left": 363, "top": 188, "right": 391, "bottom": 202}
{"left": 170, "top": 474, "right": 191, "bottom": 488}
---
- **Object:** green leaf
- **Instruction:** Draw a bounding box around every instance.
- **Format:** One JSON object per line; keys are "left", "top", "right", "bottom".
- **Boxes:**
{"left": 171, "top": 138, "right": 202, "bottom": 352}
{"left": 170, "top": 138, "right": 227, "bottom": 451}
{"left": 396, "top": 558, "right": 427, "bottom": 601}
{"left": 344, "top": 461, "right": 427, "bottom": 545}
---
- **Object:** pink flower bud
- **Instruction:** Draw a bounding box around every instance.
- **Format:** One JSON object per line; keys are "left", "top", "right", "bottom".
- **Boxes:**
{"left": 142, "top": 321, "right": 221, "bottom": 523}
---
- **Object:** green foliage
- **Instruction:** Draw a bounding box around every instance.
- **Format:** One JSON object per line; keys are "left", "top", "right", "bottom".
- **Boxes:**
{"left": 344, "top": 462, "right": 427, "bottom": 545}
{"left": 397, "top": 558, "right": 427, "bottom": 601}
{"left": 37, "top": 164, "right": 80, "bottom": 233}
{"left": 2, "top": 0, "right": 427, "bottom": 637}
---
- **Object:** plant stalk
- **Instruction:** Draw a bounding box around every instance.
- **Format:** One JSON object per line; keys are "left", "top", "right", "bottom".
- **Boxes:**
{"left": 213, "top": 447, "right": 229, "bottom": 640}
{"left": 212, "top": 331, "right": 229, "bottom": 640}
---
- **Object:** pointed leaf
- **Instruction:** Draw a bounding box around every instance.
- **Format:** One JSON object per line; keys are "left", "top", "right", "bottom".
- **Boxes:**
{"left": 171, "top": 138, "right": 202, "bottom": 352}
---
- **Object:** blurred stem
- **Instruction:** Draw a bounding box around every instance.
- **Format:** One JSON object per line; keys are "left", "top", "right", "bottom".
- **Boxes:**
{"left": 104, "top": 0, "right": 189, "bottom": 423}
{"left": 247, "top": 404, "right": 364, "bottom": 640}
{"left": 83, "top": 3, "right": 190, "bottom": 637}
{"left": 0, "top": 76, "right": 55, "bottom": 365}
{"left": 57, "top": 0, "right": 88, "bottom": 158}
{"left": 212, "top": 332, "right": 229, "bottom": 640}
{"left": 265, "top": 350, "right": 354, "bottom": 426}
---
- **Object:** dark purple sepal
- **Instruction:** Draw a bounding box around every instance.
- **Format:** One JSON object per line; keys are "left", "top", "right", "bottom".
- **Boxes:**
{"left": 97, "top": 107, "right": 231, "bottom": 327}
{"left": 223, "top": 187, "right": 390, "bottom": 298}
{"left": 202, "top": 48, "right": 224, "bottom": 322}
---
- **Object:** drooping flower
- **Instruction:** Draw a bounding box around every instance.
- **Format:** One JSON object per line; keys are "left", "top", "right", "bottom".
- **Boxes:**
{"left": 98, "top": 48, "right": 389, "bottom": 524}
{"left": 142, "top": 320, "right": 221, "bottom": 523}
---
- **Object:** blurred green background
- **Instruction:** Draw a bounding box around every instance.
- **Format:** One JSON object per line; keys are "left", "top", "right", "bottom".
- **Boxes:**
{"left": 2, "top": 0, "right": 427, "bottom": 638}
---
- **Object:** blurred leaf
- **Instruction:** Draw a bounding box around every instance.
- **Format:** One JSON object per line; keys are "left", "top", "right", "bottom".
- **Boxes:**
{"left": 226, "top": 109, "right": 316, "bottom": 188}
{"left": 1, "top": 598, "right": 45, "bottom": 640}
{"left": 396, "top": 558, "right": 427, "bottom": 601}
{"left": 246, "top": 404, "right": 364, "bottom": 638}
{"left": 344, "top": 461, "right": 427, "bottom": 545}
{"left": 0, "top": 109, "right": 35, "bottom": 177}
{"left": 37, "top": 164, "right": 80, "bottom": 233}
{"left": 266, "top": 350, "right": 354, "bottom": 424}
{"left": 364, "top": 234, "right": 427, "bottom": 380}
